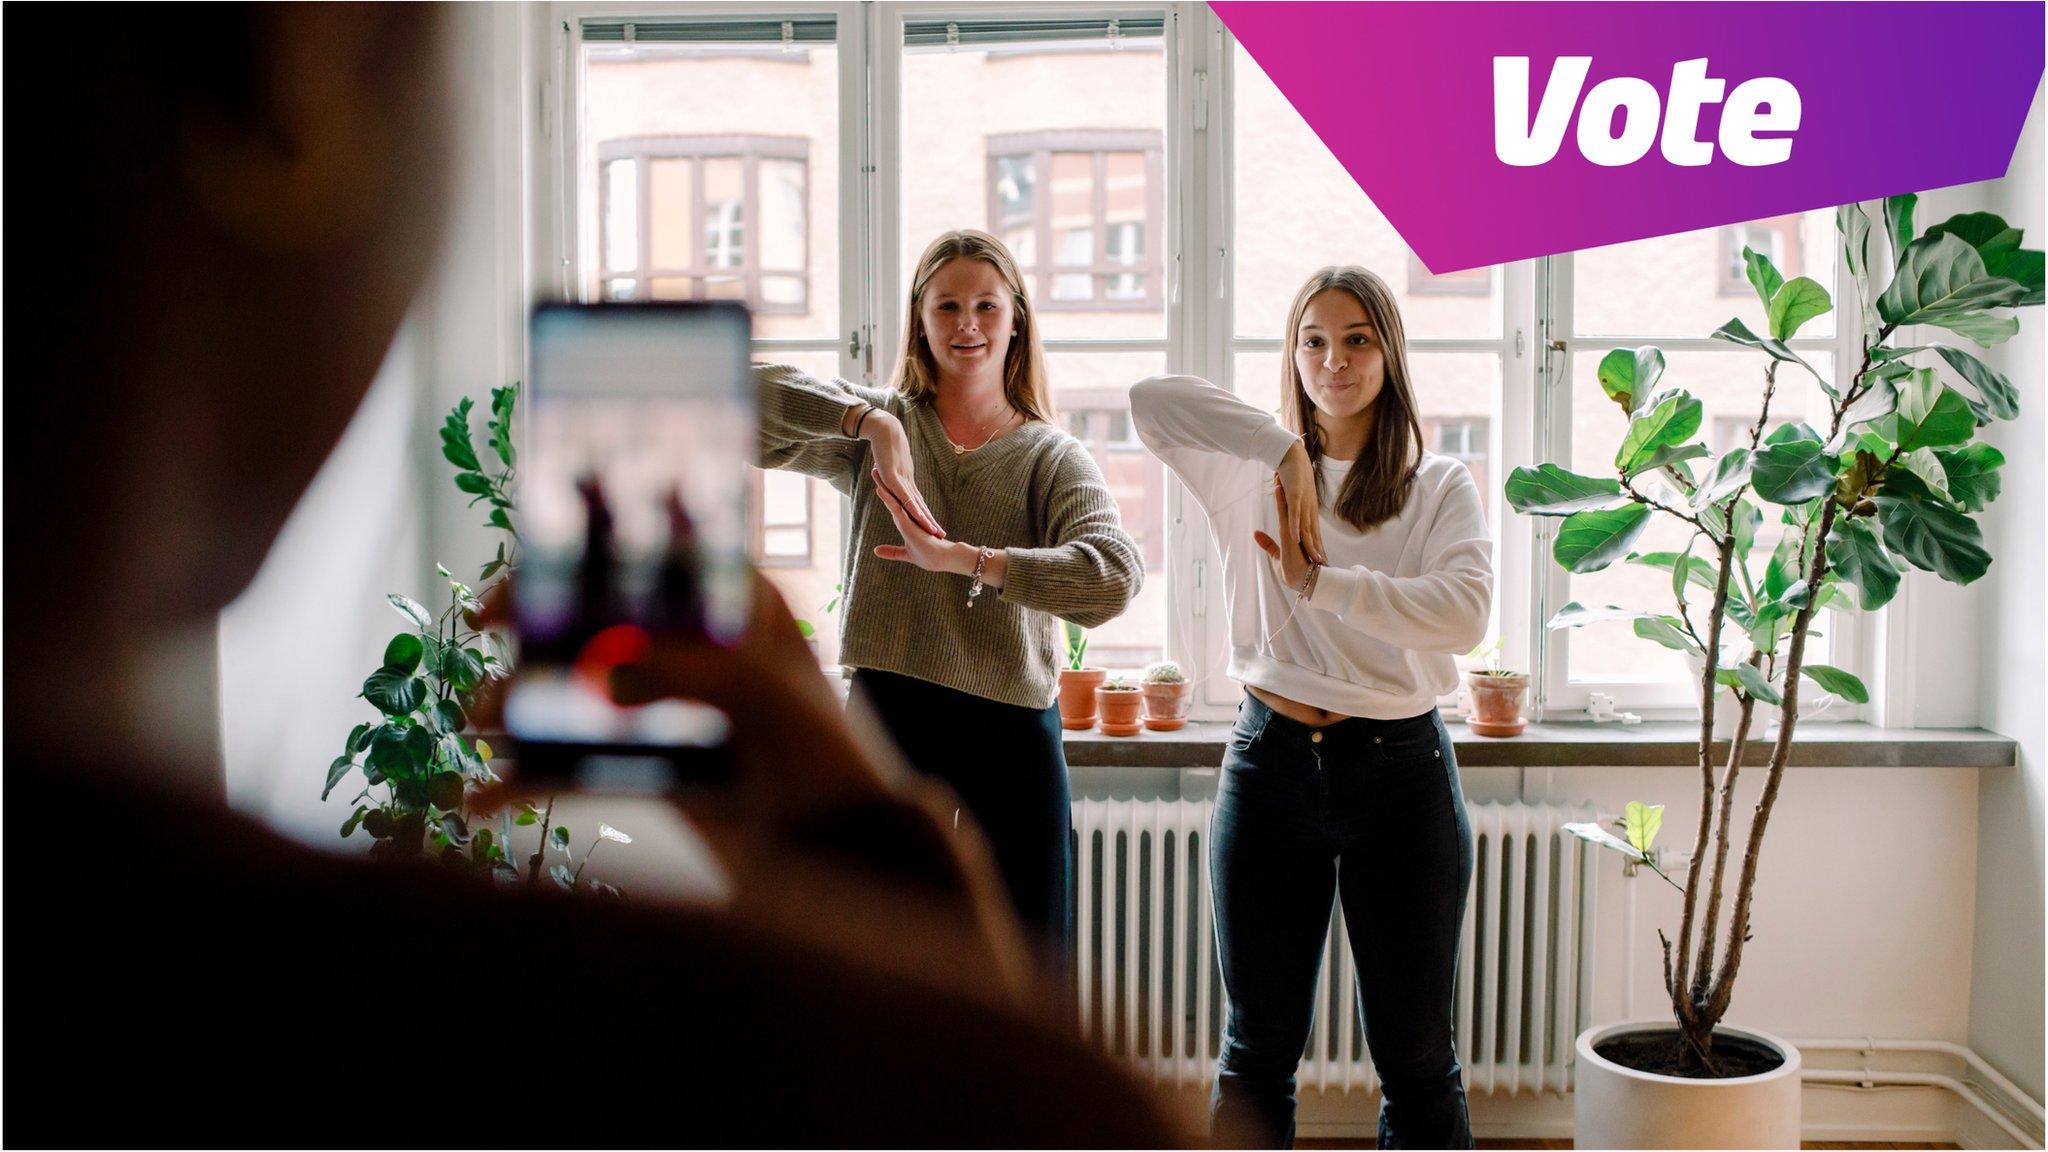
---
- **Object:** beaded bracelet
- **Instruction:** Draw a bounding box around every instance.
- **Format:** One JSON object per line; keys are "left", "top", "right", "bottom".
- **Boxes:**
{"left": 967, "top": 546, "right": 995, "bottom": 607}
{"left": 1297, "top": 564, "right": 1319, "bottom": 602}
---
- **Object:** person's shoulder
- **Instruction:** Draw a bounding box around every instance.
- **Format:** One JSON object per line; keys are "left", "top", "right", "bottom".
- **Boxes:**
{"left": 754, "top": 362, "right": 896, "bottom": 408}
{"left": 1411, "top": 450, "right": 1485, "bottom": 511}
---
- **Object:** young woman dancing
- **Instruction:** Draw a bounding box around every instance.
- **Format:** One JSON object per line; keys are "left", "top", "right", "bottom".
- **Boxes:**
{"left": 1132, "top": 266, "right": 1492, "bottom": 1148}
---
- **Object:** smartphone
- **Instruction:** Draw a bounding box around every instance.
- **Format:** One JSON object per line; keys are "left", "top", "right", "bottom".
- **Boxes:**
{"left": 506, "top": 301, "right": 754, "bottom": 788}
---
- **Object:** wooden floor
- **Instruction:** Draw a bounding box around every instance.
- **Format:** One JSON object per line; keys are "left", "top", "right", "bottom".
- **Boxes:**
{"left": 1296, "top": 1142, "right": 1958, "bottom": 1150}
{"left": 1294, "top": 1131, "right": 1949, "bottom": 1139}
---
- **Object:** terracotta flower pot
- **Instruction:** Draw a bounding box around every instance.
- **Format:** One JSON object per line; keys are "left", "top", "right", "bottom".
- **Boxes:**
{"left": 1465, "top": 671, "right": 1529, "bottom": 737}
{"left": 1058, "top": 668, "right": 1108, "bottom": 730}
{"left": 1141, "top": 681, "right": 1193, "bottom": 731}
{"left": 1095, "top": 685, "right": 1143, "bottom": 737}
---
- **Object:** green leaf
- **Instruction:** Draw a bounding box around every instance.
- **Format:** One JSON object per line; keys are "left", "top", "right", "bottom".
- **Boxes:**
{"left": 1875, "top": 492, "right": 1991, "bottom": 584}
{"left": 794, "top": 618, "right": 816, "bottom": 639}
{"left": 340, "top": 806, "right": 370, "bottom": 839}
{"left": 1984, "top": 247, "right": 2044, "bottom": 306}
{"left": 429, "top": 771, "right": 466, "bottom": 812}
{"left": 1825, "top": 518, "right": 1902, "bottom": 610}
{"left": 1762, "top": 531, "right": 1801, "bottom": 602}
{"left": 1878, "top": 233, "right": 2029, "bottom": 325}
{"left": 1764, "top": 421, "right": 1821, "bottom": 447}
{"left": 1616, "top": 390, "right": 1704, "bottom": 474}
{"left": 1932, "top": 443, "right": 2004, "bottom": 512}
{"left": 367, "top": 726, "right": 420, "bottom": 784}
{"left": 1924, "top": 211, "right": 2022, "bottom": 257}
{"left": 441, "top": 398, "right": 482, "bottom": 473}
{"left": 1597, "top": 346, "right": 1666, "bottom": 412}
{"left": 1891, "top": 369, "right": 1975, "bottom": 452}
{"left": 1629, "top": 550, "right": 1717, "bottom": 592}
{"left": 345, "top": 722, "right": 373, "bottom": 756}
{"left": 1553, "top": 505, "right": 1652, "bottom": 573}
{"left": 1884, "top": 193, "right": 1917, "bottom": 267}
{"left": 1623, "top": 801, "right": 1665, "bottom": 855}
{"left": 1623, "top": 442, "right": 1710, "bottom": 480}
{"left": 489, "top": 385, "right": 519, "bottom": 469}
{"left": 323, "top": 755, "right": 355, "bottom": 801}
{"left": 1732, "top": 662, "right": 1782, "bottom": 705}
{"left": 1838, "top": 204, "right": 1873, "bottom": 282}
{"left": 1893, "top": 448, "right": 1951, "bottom": 503}
{"left": 1633, "top": 616, "right": 1696, "bottom": 653}
{"left": 382, "top": 633, "right": 424, "bottom": 674}
{"left": 1926, "top": 311, "right": 2020, "bottom": 348}
{"left": 432, "top": 700, "right": 466, "bottom": 735}
{"left": 486, "top": 507, "right": 515, "bottom": 534}
{"left": 599, "top": 823, "right": 633, "bottom": 845}
{"left": 362, "top": 669, "right": 427, "bottom": 717}
{"left": 388, "top": 594, "right": 433, "bottom": 630}
{"left": 1751, "top": 440, "right": 1839, "bottom": 505}
{"left": 1692, "top": 449, "right": 1753, "bottom": 507}
{"left": 551, "top": 825, "right": 571, "bottom": 855}
{"left": 515, "top": 804, "right": 540, "bottom": 827}
{"left": 1546, "top": 602, "right": 1653, "bottom": 629}
{"left": 1564, "top": 820, "right": 1648, "bottom": 863}
{"left": 1841, "top": 372, "right": 1900, "bottom": 434}
{"left": 1709, "top": 318, "right": 1823, "bottom": 381}
{"left": 1802, "top": 664, "right": 1870, "bottom": 704}
{"left": 1743, "top": 246, "right": 1785, "bottom": 313}
{"left": 550, "top": 864, "right": 575, "bottom": 889}
{"left": 1729, "top": 499, "right": 1762, "bottom": 562}
{"left": 455, "top": 473, "right": 494, "bottom": 497}
{"left": 1504, "top": 464, "right": 1625, "bottom": 516}
{"left": 1929, "top": 345, "right": 2019, "bottom": 422}
{"left": 1767, "top": 276, "right": 1832, "bottom": 342}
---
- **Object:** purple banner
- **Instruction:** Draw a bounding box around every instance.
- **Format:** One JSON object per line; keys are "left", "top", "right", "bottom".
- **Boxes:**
{"left": 1213, "top": 2, "right": 2044, "bottom": 272}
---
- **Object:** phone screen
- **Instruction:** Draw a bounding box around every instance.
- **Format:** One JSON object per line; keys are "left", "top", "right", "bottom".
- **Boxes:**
{"left": 507, "top": 302, "right": 754, "bottom": 784}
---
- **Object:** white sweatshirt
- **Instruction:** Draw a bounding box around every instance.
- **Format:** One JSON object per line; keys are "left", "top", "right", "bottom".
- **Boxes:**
{"left": 1130, "top": 374, "right": 1494, "bottom": 719}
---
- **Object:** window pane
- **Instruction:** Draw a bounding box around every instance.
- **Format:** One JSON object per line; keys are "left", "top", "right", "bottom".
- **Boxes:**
{"left": 649, "top": 276, "right": 696, "bottom": 300}
{"left": 901, "top": 38, "right": 1166, "bottom": 339}
{"left": 1573, "top": 209, "right": 1836, "bottom": 338}
{"left": 749, "top": 350, "right": 845, "bottom": 665}
{"left": 1565, "top": 350, "right": 1837, "bottom": 684}
{"left": 647, "top": 158, "right": 694, "bottom": 270}
{"left": 582, "top": 41, "right": 838, "bottom": 338}
{"left": 762, "top": 468, "right": 809, "bottom": 526}
{"left": 604, "top": 159, "right": 639, "bottom": 274}
{"left": 1046, "top": 349, "right": 1167, "bottom": 672}
{"left": 763, "top": 527, "right": 809, "bottom": 558}
{"left": 1232, "top": 41, "right": 1500, "bottom": 340}
{"left": 759, "top": 158, "right": 807, "bottom": 272}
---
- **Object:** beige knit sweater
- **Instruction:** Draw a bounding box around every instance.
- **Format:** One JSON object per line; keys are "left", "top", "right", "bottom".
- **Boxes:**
{"left": 757, "top": 364, "right": 1143, "bottom": 709}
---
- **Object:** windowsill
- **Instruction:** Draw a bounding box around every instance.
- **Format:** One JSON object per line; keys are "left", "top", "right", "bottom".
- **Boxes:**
{"left": 1062, "top": 720, "right": 2018, "bottom": 769}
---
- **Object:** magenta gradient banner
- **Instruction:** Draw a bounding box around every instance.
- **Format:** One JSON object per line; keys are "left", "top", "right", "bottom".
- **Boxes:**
{"left": 1213, "top": 2, "right": 2044, "bottom": 272}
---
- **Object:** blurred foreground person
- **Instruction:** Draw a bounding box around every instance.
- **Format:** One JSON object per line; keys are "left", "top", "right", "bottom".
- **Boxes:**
{"left": 1, "top": 8, "right": 1188, "bottom": 1147}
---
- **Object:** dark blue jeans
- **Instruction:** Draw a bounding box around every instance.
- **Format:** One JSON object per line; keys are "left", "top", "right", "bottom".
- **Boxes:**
{"left": 1210, "top": 692, "right": 1474, "bottom": 1149}
{"left": 848, "top": 668, "right": 1073, "bottom": 958}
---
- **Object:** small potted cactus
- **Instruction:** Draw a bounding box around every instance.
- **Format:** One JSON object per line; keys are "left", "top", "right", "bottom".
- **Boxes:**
{"left": 1094, "top": 675, "right": 1144, "bottom": 737}
{"left": 1464, "top": 636, "right": 1529, "bottom": 738}
{"left": 1056, "top": 621, "right": 1107, "bottom": 731}
{"left": 1140, "top": 660, "right": 1193, "bottom": 731}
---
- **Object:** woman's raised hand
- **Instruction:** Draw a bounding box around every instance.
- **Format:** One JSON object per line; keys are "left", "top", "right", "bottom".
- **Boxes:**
{"left": 1254, "top": 478, "right": 1317, "bottom": 592}
{"left": 871, "top": 467, "right": 965, "bottom": 572}
{"left": 858, "top": 408, "right": 946, "bottom": 539}
{"left": 1278, "top": 440, "right": 1326, "bottom": 565}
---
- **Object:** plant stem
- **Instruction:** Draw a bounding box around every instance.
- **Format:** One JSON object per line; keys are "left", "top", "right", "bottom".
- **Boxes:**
{"left": 1690, "top": 655, "right": 1761, "bottom": 1003}
{"left": 526, "top": 795, "right": 554, "bottom": 889}
{"left": 1671, "top": 530, "right": 1736, "bottom": 1028}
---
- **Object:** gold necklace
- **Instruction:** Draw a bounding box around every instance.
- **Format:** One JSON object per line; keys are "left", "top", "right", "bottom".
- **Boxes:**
{"left": 947, "top": 407, "right": 1016, "bottom": 455}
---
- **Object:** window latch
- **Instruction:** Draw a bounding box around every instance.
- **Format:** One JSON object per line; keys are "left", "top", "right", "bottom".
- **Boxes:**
{"left": 848, "top": 329, "right": 863, "bottom": 360}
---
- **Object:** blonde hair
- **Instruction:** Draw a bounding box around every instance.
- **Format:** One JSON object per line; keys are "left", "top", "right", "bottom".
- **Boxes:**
{"left": 1278, "top": 266, "right": 1426, "bottom": 530}
{"left": 890, "top": 229, "right": 1056, "bottom": 423}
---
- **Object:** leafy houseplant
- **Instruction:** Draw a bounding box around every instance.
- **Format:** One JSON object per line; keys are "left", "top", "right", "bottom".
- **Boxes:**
{"left": 320, "top": 385, "right": 629, "bottom": 895}
{"left": 1057, "top": 620, "right": 1107, "bottom": 731}
{"left": 1463, "top": 636, "right": 1529, "bottom": 737}
{"left": 1094, "top": 674, "right": 1143, "bottom": 737}
{"left": 1140, "top": 660, "right": 1193, "bottom": 731}
{"left": 1508, "top": 194, "right": 2039, "bottom": 1094}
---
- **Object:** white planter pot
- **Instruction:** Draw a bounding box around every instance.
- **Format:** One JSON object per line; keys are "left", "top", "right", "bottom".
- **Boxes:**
{"left": 1574, "top": 1020, "right": 1802, "bottom": 1149}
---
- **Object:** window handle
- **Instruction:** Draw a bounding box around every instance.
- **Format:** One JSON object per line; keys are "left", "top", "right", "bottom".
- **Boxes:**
{"left": 848, "top": 328, "right": 863, "bottom": 359}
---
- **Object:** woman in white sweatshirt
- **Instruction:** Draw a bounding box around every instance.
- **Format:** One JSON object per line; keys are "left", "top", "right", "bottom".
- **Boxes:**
{"left": 1130, "top": 266, "right": 1492, "bottom": 1149}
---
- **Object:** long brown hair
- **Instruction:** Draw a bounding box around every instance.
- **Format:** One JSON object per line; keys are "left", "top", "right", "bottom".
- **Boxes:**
{"left": 1279, "top": 266, "right": 1426, "bottom": 531}
{"left": 890, "top": 229, "right": 1056, "bottom": 423}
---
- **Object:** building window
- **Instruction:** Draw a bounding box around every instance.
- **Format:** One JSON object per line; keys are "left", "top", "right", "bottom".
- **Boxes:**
{"left": 599, "top": 135, "right": 809, "bottom": 313}
{"left": 751, "top": 467, "right": 813, "bottom": 567}
{"left": 987, "top": 130, "right": 1163, "bottom": 310}
{"left": 1060, "top": 390, "right": 1164, "bottom": 570}
{"left": 1719, "top": 215, "right": 1803, "bottom": 296}
{"left": 1407, "top": 253, "right": 1495, "bottom": 296}
{"left": 1424, "top": 416, "right": 1491, "bottom": 508}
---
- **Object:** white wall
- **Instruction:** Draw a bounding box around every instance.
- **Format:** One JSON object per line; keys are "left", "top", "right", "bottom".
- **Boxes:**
{"left": 1967, "top": 83, "right": 2047, "bottom": 1105}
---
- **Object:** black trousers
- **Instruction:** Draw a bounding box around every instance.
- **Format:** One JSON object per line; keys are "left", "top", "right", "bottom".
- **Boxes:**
{"left": 848, "top": 668, "right": 1073, "bottom": 957}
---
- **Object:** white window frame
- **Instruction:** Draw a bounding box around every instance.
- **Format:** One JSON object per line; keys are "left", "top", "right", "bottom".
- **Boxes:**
{"left": 535, "top": 1, "right": 1884, "bottom": 725}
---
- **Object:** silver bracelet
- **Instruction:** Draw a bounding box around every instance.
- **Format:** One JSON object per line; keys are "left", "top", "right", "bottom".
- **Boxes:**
{"left": 967, "top": 546, "right": 995, "bottom": 607}
{"left": 1298, "top": 564, "right": 1319, "bottom": 602}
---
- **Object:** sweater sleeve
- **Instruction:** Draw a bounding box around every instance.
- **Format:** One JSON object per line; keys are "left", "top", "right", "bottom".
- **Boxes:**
{"left": 999, "top": 440, "right": 1145, "bottom": 629}
{"left": 1129, "top": 374, "right": 1298, "bottom": 521}
{"left": 1306, "top": 463, "right": 1494, "bottom": 653}
{"left": 755, "top": 363, "right": 883, "bottom": 492}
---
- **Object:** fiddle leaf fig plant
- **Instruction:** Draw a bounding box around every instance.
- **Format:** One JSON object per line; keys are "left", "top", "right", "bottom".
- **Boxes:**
{"left": 322, "top": 384, "right": 628, "bottom": 896}
{"left": 1512, "top": 192, "right": 2039, "bottom": 1073}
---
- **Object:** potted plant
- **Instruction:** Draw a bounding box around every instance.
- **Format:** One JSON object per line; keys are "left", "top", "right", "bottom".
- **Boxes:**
{"left": 1094, "top": 675, "right": 1143, "bottom": 736}
{"left": 1507, "top": 194, "right": 2040, "bottom": 1147}
{"left": 1140, "top": 661, "right": 1193, "bottom": 731}
{"left": 320, "top": 385, "right": 629, "bottom": 896}
{"left": 1057, "top": 621, "right": 1107, "bottom": 730}
{"left": 1463, "top": 636, "right": 1529, "bottom": 737}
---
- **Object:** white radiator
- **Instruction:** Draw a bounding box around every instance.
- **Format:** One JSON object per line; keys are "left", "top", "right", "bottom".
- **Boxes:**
{"left": 1070, "top": 797, "right": 1599, "bottom": 1096}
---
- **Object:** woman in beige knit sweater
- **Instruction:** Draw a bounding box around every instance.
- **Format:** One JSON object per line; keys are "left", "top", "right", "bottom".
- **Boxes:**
{"left": 756, "top": 229, "right": 1143, "bottom": 959}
